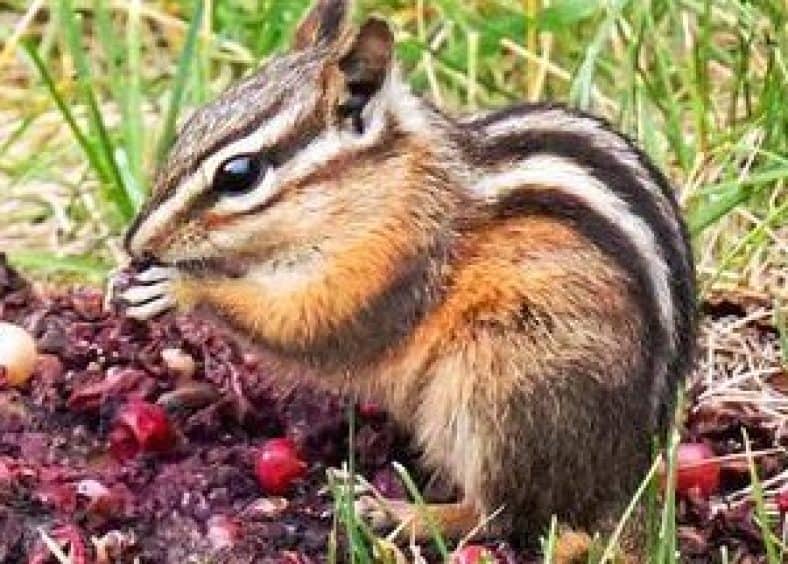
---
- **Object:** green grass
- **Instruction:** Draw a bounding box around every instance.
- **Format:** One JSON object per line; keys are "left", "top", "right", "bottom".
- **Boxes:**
{"left": 0, "top": 0, "right": 786, "bottom": 560}
{"left": 743, "top": 429, "right": 781, "bottom": 564}
{"left": 0, "top": 0, "right": 785, "bottom": 288}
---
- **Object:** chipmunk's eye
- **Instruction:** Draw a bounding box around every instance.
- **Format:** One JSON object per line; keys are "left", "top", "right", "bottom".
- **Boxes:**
{"left": 213, "top": 154, "right": 268, "bottom": 195}
{"left": 339, "top": 86, "right": 374, "bottom": 134}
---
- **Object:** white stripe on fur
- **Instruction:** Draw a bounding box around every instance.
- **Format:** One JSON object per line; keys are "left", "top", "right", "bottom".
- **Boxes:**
{"left": 472, "top": 154, "right": 674, "bottom": 349}
{"left": 474, "top": 153, "right": 675, "bottom": 422}
{"left": 211, "top": 85, "right": 394, "bottom": 215}
{"left": 478, "top": 108, "right": 683, "bottom": 250}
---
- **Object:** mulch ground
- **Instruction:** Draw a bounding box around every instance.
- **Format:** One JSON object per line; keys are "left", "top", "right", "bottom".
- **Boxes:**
{"left": 0, "top": 253, "right": 786, "bottom": 563}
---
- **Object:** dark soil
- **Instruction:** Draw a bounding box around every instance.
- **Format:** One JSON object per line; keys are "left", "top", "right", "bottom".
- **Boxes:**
{"left": 0, "top": 254, "right": 785, "bottom": 563}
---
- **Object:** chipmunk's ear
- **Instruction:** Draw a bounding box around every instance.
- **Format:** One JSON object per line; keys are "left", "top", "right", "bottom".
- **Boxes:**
{"left": 336, "top": 18, "right": 394, "bottom": 133}
{"left": 293, "top": 0, "right": 351, "bottom": 51}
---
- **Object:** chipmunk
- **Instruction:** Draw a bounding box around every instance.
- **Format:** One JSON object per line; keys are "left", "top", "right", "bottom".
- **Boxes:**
{"left": 118, "top": 0, "right": 696, "bottom": 556}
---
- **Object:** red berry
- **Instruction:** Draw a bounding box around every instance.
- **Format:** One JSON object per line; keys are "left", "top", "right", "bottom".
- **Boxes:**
{"left": 254, "top": 438, "right": 307, "bottom": 495}
{"left": 109, "top": 400, "right": 175, "bottom": 461}
{"left": 358, "top": 401, "right": 382, "bottom": 418}
{"left": 674, "top": 442, "right": 721, "bottom": 498}
{"left": 452, "top": 545, "right": 495, "bottom": 564}
{"left": 776, "top": 489, "right": 788, "bottom": 514}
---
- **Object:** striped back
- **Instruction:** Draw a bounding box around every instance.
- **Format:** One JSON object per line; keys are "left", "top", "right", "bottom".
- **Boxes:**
{"left": 462, "top": 104, "right": 696, "bottom": 426}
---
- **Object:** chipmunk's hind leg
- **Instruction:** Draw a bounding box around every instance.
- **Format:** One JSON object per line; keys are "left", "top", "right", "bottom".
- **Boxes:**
{"left": 327, "top": 469, "right": 491, "bottom": 541}
{"left": 552, "top": 528, "right": 594, "bottom": 564}
{"left": 354, "top": 496, "right": 631, "bottom": 564}
{"left": 355, "top": 496, "right": 490, "bottom": 541}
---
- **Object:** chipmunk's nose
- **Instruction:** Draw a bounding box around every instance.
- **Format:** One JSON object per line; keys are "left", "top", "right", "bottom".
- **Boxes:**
{"left": 123, "top": 212, "right": 163, "bottom": 266}
{"left": 122, "top": 215, "right": 144, "bottom": 259}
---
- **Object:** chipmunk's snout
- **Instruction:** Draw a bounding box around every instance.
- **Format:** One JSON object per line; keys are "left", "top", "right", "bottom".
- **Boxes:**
{"left": 122, "top": 207, "right": 179, "bottom": 266}
{"left": 123, "top": 214, "right": 165, "bottom": 264}
{"left": 122, "top": 215, "right": 146, "bottom": 259}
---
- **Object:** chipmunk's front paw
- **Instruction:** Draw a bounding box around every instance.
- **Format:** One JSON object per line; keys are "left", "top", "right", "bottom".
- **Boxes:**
{"left": 108, "top": 265, "right": 179, "bottom": 321}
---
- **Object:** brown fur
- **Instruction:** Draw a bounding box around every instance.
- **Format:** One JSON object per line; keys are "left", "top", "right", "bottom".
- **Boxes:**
{"left": 164, "top": 84, "right": 655, "bottom": 548}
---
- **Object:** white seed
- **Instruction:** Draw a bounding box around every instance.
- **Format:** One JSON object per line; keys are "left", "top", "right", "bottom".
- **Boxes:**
{"left": 0, "top": 321, "right": 37, "bottom": 387}
{"left": 240, "top": 497, "right": 289, "bottom": 519}
{"left": 161, "top": 347, "right": 196, "bottom": 379}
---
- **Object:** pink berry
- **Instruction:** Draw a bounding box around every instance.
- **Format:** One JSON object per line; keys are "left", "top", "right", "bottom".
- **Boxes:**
{"left": 452, "top": 545, "right": 495, "bottom": 564}
{"left": 776, "top": 489, "right": 788, "bottom": 514}
{"left": 674, "top": 442, "right": 721, "bottom": 498}
{"left": 109, "top": 400, "right": 175, "bottom": 461}
{"left": 254, "top": 438, "right": 307, "bottom": 495}
{"left": 358, "top": 401, "right": 382, "bottom": 418}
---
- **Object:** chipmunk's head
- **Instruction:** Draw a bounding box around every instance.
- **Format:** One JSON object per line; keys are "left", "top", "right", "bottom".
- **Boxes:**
{"left": 125, "top": 0, "right": 439, "bottom": 276}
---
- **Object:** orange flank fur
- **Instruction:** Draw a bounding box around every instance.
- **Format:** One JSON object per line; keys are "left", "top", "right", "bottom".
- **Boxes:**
{"left": 368, "top": 215, "right": 638, "bottom": 413}
{"left": 359, "top": 216, "right": 646, "bottom": 536}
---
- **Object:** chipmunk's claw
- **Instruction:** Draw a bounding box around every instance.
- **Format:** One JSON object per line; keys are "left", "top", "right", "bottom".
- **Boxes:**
{"left": 125, "top": 295, "right": 177, "bottom": 321}
{"left": 121, "top": 281, "right": 173, "bottom": 305}
{"left": 133, "top": 266, "right": 179, "bottom": 284}
{"left": 324, "top": 468, "right": 409, "bottom": 533}
{"left": 107, "top": 265, "right": 180, "bottom": 321}
{"left": 355, "top": 495, "right": 406, "bottom": 532}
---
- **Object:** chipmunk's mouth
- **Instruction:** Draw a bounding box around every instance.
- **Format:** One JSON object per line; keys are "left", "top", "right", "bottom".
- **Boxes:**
{"left": 174, "top": 257, "right": 249, "bottom": 279}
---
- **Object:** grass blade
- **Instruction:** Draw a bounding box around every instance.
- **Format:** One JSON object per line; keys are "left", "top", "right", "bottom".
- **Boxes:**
{"left": 776, "top": 303, "right": 788, "bottom": 367}
{"left": 125, "top": 0, "right": 145, "bottom": 188}
{"left": 21, "top": 42, "right": 104, "bottom": 187}
{"left": 599, "top": 456, "right": 662, "bottom": 563}
{"left": 655, "top": 392, "right": 684, "bottom": 564}
{"left": 569, "top": 0, "right": 629, "bottom": 110}
{"left": 391, "top": 462, "right": 450, "bottom": 559}
{"left": 94, "top": 0, "right": 146, "bottom": 208}
{"left": 157, "top": 0, "right": 205, "bottom": 162}
{"left": 93, "top": 0, "right": 125, "bottom": 109}
{"left": 688, "top": 183, "right": 769, "bottom": 235}
{"left": 7, "top": 251, "right": 111, "bottom": 284}
{"left": 94, "top": 0, "right": 145, "bottom": 194}
{"left": 540, "top": 516, "right": 558, "bottom": 563}
{"left": 743, "top": 428, "right": 780, "bottom": 564}
{"left": 692, "top": 166, "right": 788, "bottom": 198}
{"left": 0, "top": 113, "right": 38, "bottom": 161}
{"left": 55, "top": 0, "right": 134, "bottom": 220}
